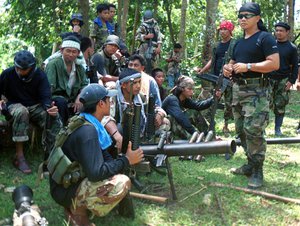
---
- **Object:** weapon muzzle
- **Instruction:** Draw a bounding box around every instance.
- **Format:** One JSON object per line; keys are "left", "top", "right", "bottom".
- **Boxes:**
{"left": 141, "top": 140, "right": 236, "bottom": 157}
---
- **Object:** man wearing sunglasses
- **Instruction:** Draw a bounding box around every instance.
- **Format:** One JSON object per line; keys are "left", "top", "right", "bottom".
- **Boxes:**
{"left": 223, "top": 2, "right": 279, "bottom": 189}
{"left": 269, "top": 22, "right": 298, "bottom": 136}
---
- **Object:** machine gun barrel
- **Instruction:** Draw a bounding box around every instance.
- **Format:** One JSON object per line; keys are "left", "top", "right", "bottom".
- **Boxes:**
{"left": 235, "top": 137, "right": 300, "bottom": 146}
{"left": 141, "top": 140, "right": 236, "bottom": 157}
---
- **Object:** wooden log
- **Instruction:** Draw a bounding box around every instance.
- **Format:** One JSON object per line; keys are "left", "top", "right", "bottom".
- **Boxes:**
{"left": 210, "top": 182, "right": 300, "bottom": 205}
{"left": 129, "top": 192, "right": 168, "bottom": 204}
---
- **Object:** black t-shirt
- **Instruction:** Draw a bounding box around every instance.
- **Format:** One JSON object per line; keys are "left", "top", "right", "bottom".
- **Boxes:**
{"left": 49, "top": 124, "right": 129, "bottom": 208}
{"left": 232, "top": 31, "right": 278, "bottom": 78}
{"left": 214, "top": 41, "right": 230, "bottom": 76}
{"left": 269, "top": 40, "right": 298, "bottom": 83}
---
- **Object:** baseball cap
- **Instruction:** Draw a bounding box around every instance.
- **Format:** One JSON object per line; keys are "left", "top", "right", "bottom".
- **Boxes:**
{"left": 79, "top": 84, "right": 117, "bottom": 107}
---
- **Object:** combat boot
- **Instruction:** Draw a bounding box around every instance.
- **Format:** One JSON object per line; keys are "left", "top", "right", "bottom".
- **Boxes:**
{"left": 230, "top": 164, "right": 252, "bottom": 176}
{"left": 118, "top": 193, "right": 135, "bottom": 219}
{"left": 274, "top": 115, "right": 284, "bottom": 136}
{"left": 248, "top": 165, "right": 263, "bottom": 189}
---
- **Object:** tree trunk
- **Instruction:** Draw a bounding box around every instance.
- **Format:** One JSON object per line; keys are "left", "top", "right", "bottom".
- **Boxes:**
{"left": 130, "top": 0, "right": 140, "bottom": 53}
{"left": 120, "top": 0, "right": 129, "bottom": 41}
{"left": 78, "top": 0, "right": 90, "bottom": 37}
{"left": 153, "top": 0, "right": 159, "bottom": 19}
{"left": 117, "top": 0, "right": 123, "bottom": 32}
{"left": 164, "top": 0, "right": 176, "bottom": 46}
{"left": 287, "top": 0, "right": 295, "bottom": 38}
{"left": 178, "top": 0, "right": 188, "bottom": 56}
{"left": 201, "top": 0, "right": 219, "bottom": 65}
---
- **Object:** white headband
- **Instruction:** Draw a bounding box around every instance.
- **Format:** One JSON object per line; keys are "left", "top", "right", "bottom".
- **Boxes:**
{"left": 61, "top": 40, "right": 80, "bottom": 51}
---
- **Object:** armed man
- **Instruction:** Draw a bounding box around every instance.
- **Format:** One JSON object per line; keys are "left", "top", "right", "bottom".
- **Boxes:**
{"left": 136, "top": 10, "right": 163, "bottom": 74}
{"left": 49, "top": 84, "right": 143, "bottom": 225}
{"left": 196, "top": 20, "right": 236, "bottom": 135}
{"left": 269, "top": 22, "right": 298, "bottom": 136}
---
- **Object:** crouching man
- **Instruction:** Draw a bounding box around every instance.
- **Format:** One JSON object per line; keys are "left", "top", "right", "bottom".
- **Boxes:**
{"left": 48, "top": 84, "right": 144, "bottom": 225}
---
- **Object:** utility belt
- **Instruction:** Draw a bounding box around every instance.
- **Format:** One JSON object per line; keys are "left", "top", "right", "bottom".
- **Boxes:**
{"left": 233, "top": 75, "right": 269, "bottom": 87}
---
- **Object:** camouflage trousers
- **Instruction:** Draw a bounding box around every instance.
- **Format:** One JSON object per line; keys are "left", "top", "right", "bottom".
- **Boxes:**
{"left": 138, "top": 43, "right": 158, "bottom": 74}
{"left": 232, "top": 83, "right": 269, "bottom": 161}
{"left": 170, "top": 111, "right": 208, "bottom": 140}
{"left": 198, "top": 80, "right": 233, "bottom": 124}
{"left": 72, "top": 174, "right": 130, "bottom": 217}
{"left": 269, "top": 78, "right": 290, "bottom": 116}
{"left": 8, "top": 103, "right": 62, "bottom": 154}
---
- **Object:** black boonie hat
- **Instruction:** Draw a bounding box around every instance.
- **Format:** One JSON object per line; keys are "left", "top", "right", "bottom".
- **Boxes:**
{"left": 14, "top": 50, "right": 36, "bottom": 69}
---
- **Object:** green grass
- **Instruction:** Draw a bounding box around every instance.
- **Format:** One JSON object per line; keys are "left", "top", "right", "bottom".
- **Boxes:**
{"left": 0, "top": 91, "right": 300, "bottom": 225}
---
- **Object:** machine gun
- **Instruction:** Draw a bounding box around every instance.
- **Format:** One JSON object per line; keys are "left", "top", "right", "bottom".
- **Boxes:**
{"left": 12, "top": 185, "right": 48, "bottom": 226}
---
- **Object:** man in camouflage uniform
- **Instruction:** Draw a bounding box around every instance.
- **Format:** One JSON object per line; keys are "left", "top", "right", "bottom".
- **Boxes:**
{"left": 269, "top": 22, "right": 298, "bottom": 136}
{"left": 196, "top": 20, "right": 236, "bottom": 134}
{"left": 223, "top": 2, "right": 279, "bottom": 189}
{"left": 0, "top": 50, "right": 61, "bottom": 174}
{"left": 136, "top": 10, "right": 163, "bottom": 74}
{"left": 90, "top": 3, "right": 117, "bottom": 52}
{"left": 166, "top": 43, "right": 183, "bottom": 89}
{"left": 49, "top": 84, "right": 143, "bottom": 225}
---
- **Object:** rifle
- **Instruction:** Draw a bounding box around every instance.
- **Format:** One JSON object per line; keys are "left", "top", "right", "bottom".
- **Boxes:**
{"left": 145, "top": 95, "right": 155, "bottom": 143}
{"left": 121, "top": 79, "right": 135, "bottom": 154}
{"left": 208, "top": 52, "right": 228, "bottom": 134}
{"left": 196, "top": 73, "right": 232, "bottom": 93}
{"left": 86, "top": 56, "right": 98, "bottom": 83}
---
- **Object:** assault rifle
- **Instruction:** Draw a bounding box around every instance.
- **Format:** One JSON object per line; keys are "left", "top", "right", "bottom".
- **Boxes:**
{"left": 196, "top": 73, "right": 232, "bottom": 93}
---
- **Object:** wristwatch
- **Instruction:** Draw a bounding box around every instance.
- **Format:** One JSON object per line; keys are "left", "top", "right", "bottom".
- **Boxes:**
{"left": 247, "top": 63, "right": 252, "bottom": 71}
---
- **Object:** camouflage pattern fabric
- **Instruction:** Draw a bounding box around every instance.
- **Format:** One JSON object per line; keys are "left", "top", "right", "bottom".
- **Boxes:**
{"left": 269, "top": 78, "right": 290, "bottom": 115}
{"left": 169, "top": 111, "right": 208, "bottom": 139}
{"left": 90, "top": 23, "right": 110, "bottom": 52}
{"left": 8, "top": 103, "right": 62, "bottom": 153}
{"left": 232, "top": 82, "right": 269, "bottom": 161}
{"left": 72, "top": 174, "right": 130, "bottom": 217}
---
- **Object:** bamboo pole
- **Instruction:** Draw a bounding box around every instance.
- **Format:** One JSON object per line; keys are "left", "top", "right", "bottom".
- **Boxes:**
{"left": 210, "top": 182, "right": 300, "bottom": 205}
{"left": 129, "top": 192, "right": 168, "bottom": 204}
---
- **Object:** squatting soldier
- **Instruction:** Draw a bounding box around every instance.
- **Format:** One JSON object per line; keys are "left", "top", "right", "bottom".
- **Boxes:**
{"left": 223, "top": 2, "right": 279, "bottom": 189}
{"left": 0, "top": 50, "right": 61, "bottom": 174}
{"left": 49, "top": 84, "right": 143, "bottom": 225}
{"left": 269, "top": 22, "right": 298, "bottom": 136}
{"left": 136, "top": 10, "right": 163, "bottom": 74}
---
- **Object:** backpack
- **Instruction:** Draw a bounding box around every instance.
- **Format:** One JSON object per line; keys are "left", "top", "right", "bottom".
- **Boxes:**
{"left": 46, "top": 115, "right": 91, "bottom": 188}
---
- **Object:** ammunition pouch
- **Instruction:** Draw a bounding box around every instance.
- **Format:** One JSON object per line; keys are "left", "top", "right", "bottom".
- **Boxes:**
{"left": 47, "top": 115, "right": 90, "bottom": 188}
{"left": 47, "top": 147, "right": 84, "bottom": 188}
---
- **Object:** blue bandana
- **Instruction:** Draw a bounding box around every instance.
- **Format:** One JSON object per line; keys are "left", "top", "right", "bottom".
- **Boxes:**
{"left": 80, "top": 113, "right": 112, "bottom": 150}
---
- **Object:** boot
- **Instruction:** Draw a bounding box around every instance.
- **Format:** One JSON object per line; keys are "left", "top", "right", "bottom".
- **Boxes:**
{"left": 222, "top": 122, "right": 230, "bottom": 136}
{"left": 230, "top": 157, "right": 253, "bottom": 177}
{"left": 118, "top": 193, "right": 135, "bottom": 219}
{"left": 248, "top": 164, "right": 263, "bottom": 189}
{"left": 274, "top": 115, "right": 284, "bottom": 136}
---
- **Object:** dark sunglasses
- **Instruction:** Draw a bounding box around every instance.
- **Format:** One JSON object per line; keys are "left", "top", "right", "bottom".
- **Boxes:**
{"left": 238, "top": 13, "right": 256, "bottom": 19}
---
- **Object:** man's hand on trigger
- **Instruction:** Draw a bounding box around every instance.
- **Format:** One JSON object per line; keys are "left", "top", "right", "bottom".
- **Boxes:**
{"left": 125, "top": 141, "right": 144, "bottom": 165}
